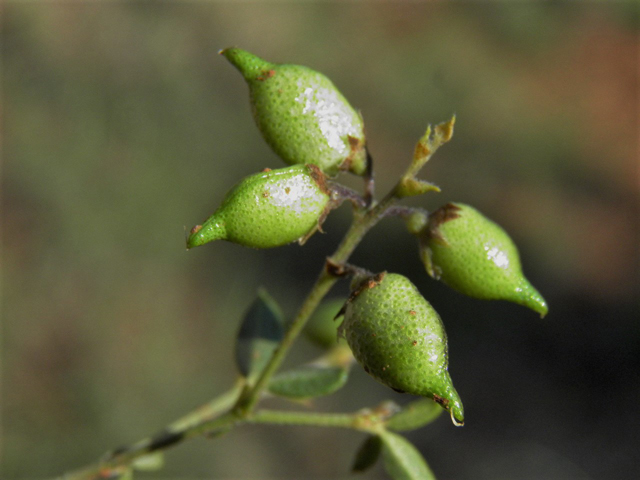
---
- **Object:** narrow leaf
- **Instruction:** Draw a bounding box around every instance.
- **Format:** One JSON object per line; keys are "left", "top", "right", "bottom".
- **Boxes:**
{"left": 380, "top": 431, "right": 436, "bottom": 480}
{"left": 396, "top": 178, "right": 441, "bottom": 198}
{"left": 411, "top": 116, "right": 455, "bottom": 170}
{"left": 351, "top": 434, "right": 382, "bottom": 473}
{"left": 386, "top": 398, "right": 443, "bottom": 432}
{"left": 132, "top": 451, "right": 165, "bottom": 471}
{"left": 268, "top": 365, "right": 348, "bottom": 399}
{"left": 235, "top": 289, "right": 284, "bottom": 379}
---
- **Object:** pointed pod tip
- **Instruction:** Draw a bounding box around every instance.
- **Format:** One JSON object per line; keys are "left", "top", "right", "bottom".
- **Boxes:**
{"left": 219, "top": 47, "right": 273, "bottom": 80}
{"left": 185, "top": 224, "right": 202, "bottom": 249}
{"left": 525, "top": 295, "right": 548, "bottom": 319}
{"left": 219, "top": 47, "right": 243, "bottom": 65}
{"left": 219, "top": 46, "right": 237, "bottom": 56}
{"left": 448, "top": 396, "right": 464, "bottom": 427}
{"left": 537, "top": 300, "right": 549, "bottom": 319}
{"left": 186, "top": 220, "right": 226, "bottom": 249}
{"left": 450, "top": 409, "right": 464, "bottom": 427}
{"left": 519, "top": 279, "right": 549, "bottom": 318}
{"left": 185, "top": 236, "right": 200, "bottom": 250}
{"left": 431, "top": 374, "right": 464, "bottom": 427}
{"left": 445, "top": 391, "right": 465, "bottom": 427}
{"left": 531, "top": 292, "right": 549, "bottom": 318}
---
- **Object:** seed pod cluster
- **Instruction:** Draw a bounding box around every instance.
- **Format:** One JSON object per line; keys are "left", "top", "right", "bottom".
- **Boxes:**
{"left": 187, "top": 164, "right": 331, "bottom": 249}
{"left": 339, "top": 272, "right": 464, "bottom": 426}
{"left": 221, "top": 48, "right": 367, "bottom": 177}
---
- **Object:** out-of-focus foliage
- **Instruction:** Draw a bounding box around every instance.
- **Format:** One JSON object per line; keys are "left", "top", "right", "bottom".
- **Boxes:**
{"left": 3, "top": 3, "right": 638, "bottom": 479}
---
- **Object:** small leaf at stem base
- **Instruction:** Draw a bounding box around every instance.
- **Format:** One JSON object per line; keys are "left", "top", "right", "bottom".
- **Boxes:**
{"left": 411, "top": 116, "right": 456, "bottom": 170}
{"left": 396, "top": 177, "right": 440, "bottom": 198}
{"left": 386, "top": 398, "right": 443, "bottom": 432}
{"left": 351, "top": 434, "right": 383, "bottom": 473}
{"left": 380, "top": 431, "right": 436, "bottom": 480}
{"left": 235, "top": 289, "right": 284, "bottom": 379}
{"left": 268, "top": 365, "right": 349, "bottom": 399}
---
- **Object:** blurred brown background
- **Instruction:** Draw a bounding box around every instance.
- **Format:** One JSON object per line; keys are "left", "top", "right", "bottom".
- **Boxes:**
{"left": 3, "top": 2, "right": 639, "bottom": 479}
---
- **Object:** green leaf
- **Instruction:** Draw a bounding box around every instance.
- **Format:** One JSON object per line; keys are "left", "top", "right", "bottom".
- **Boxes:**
{"left": 396, "top": 177, "right": 440, "bottom": 198}
{"left": 268, "top": 365, "right": 349, "bottom": 399}
{"left": 380, "top": 431, "right": 436, "bottom": 480}
{"left": 351, "top": 435, "right": 382, "bottom": 473}
{"left": 132, "top": 451, "right": 165, "bottom": 471}
{"left": 235, "top": 289, "right": 284, "bottom": 379}
{"left": 386, "top": 398, "right": 443, "bottom": 432}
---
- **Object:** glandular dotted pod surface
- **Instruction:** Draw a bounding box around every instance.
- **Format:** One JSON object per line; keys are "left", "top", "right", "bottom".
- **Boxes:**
{"left": 339, "top": 273, "right": 464, "bottom": 426}
{"left": 220, "top": 48, "right": 367, "bottom": 177}
{"left": 187, "top": 164, "right": 331, "bottom": 249}
{"left": 420, "top": 203, "right": 548, "bottom": 317}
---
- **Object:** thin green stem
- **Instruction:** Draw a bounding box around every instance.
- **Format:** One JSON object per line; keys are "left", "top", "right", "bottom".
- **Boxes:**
{"left": 249, "top": 409, "right": 358, "bottom": 429}
{"left": 59, "top": 385, "right": 243, "bottom": 480}
{"left": 168, "top": 379, "right": 244, "bottom": 432}
{"left": 60, "top": 412, "right": 239, "bottom": 480}
{"left": 235, "top": 269, "right": 338, "bottom": 414}
{"left": 247, "top": 401, "right": 398, "bottom": 434}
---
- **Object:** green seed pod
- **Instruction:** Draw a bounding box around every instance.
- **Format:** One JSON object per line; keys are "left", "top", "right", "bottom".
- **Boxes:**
{"left": 304, "top": 298, "right": 348, "bottom": 349}
{"left": 339, "top": 272, "right": 464, "bottom": 426}
{"left": 187, "top": 164, "right": 331, "bottom": 249}
{"left": 421, "top": 203, "right": 548, "bottom": 317}
{"left": 220, "top": 47, "right": 367, "bottom": 177}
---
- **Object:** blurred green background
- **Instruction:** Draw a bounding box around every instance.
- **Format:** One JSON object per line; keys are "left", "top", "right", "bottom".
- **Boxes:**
{"left": 3, "top": 2, "right": 639, "bottom": 479}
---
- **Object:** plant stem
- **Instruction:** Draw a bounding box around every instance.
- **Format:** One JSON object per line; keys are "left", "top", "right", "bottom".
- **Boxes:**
{"left": 167, "top": 379, "right": 244, "bottom": 432}
{"left": 249, "top": 409, "right": 359, "bottom": 429}
{"left": 235, "top": 269, "right": 337, "bottom": 414}
{"left": 247, "top": 405, "right": 394, "bottom": 434}
{"left": 59, "top": 383, "right": 244, "bottom": 480}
